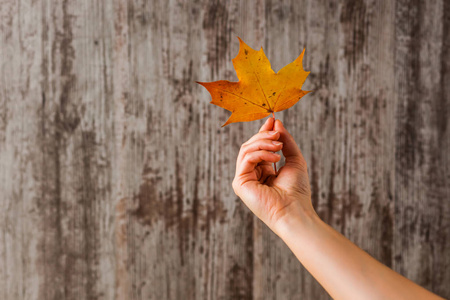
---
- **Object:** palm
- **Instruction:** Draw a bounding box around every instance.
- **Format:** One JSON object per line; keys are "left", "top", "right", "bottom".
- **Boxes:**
{"left": 240, "top": 162, "right": 309, "bottom": 226}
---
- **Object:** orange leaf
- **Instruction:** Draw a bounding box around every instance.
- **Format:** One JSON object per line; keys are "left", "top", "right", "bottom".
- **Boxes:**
{"left": 197, "top": 37, "right": 311, "bottom": 126}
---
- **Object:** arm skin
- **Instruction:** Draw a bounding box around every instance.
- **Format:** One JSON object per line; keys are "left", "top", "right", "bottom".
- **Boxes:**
{"left": 232, "top": 117, "right": 444, "bottom": 300}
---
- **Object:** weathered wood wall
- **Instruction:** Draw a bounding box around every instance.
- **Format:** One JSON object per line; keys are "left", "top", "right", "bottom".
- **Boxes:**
{"left": 1, "top": 0, "right": 449, "bottom": 299}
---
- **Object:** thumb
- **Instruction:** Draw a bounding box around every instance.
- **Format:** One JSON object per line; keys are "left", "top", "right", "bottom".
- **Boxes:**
{"left": 274, "top": 119, "right": 306, "bottom": 169}
{"left": 258, "top": 116, "right": 275, "bottom": 132}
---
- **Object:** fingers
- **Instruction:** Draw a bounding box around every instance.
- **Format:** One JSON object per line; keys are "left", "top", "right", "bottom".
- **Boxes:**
{"left": 273, "top": 119, "right": 307, "bottom": 169}
{"left": 258, "top": 164, "right": 276, "bottom": 183}
{"left": 237, "top": 150, "right": 281, "bottom": 175}
{"left": 234, "top": 118, "right": 281, "bottom": 186}
{"left": 238, "top": 139, "right": 283, "bottom": 163}
{"left": 243, "top": 130, "right": 280, "bottom": 147}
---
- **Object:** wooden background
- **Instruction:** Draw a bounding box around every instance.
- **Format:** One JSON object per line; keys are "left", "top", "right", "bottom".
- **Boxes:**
{"left": 1, "top": 0, "right": 449, "bottom": 299}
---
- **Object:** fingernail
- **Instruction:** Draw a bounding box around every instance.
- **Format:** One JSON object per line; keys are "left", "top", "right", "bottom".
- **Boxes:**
{"left": 274, "top": 153, "right": 281, "bottom": 157}
{"left": 272, "top": 141, "right": 283, "bottom": 145}
{"left": 268, "top": 131, "right": 278, "bottom": 135}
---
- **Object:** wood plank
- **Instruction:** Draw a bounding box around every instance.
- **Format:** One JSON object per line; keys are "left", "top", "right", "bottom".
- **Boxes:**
{"left": 0, "top": 1, "right": 45, "bottom": 298}
{"left": 256, "top": 1, "right": 397, "bottom": 299}
{"left": 1, "top": 0, "right": 115, "bottom": 299}
{"left": 113, "top": 0, "right": 264, "bottom": 298}
{"left": 257, "top": 1, "right": 332, "bottom": 298}
{"left": 394, "top": 0, "right": 450, "bottom": 297}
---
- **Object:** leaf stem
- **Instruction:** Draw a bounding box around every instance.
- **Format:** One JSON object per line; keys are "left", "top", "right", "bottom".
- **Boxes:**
{"left": 272, "top": 112, "right": 277, "bottom": 174}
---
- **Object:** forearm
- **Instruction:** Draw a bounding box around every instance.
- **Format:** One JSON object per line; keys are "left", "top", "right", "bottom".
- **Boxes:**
{"left": 274, "top": 208, "right": 443, "bottom": 300}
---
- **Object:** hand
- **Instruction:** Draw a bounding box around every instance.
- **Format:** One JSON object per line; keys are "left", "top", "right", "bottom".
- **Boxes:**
{"left": 232, "top": 117, "right": 316, "bottom": 233}
{"left": 233, "top": 119, "right": 445, "bottom": 300}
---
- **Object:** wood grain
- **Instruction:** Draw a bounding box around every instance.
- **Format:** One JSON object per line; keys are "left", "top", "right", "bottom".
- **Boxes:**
{"left": 0, "top": 0, "right": 448, "bottom": 299}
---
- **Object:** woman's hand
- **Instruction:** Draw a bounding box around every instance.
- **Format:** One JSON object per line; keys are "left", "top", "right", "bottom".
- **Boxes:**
{"left": 232, "top": 117, "right": 316, "bottom": 233}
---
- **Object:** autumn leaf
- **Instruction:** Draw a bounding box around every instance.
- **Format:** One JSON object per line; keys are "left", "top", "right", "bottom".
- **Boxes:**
{"left": 197, "top": 37, "right": 311, "bottom": 126}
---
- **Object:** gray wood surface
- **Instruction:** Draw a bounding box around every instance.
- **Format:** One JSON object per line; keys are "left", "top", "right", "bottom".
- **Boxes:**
{"left": 0, "top": 0, "right": 448, "bottom": 299}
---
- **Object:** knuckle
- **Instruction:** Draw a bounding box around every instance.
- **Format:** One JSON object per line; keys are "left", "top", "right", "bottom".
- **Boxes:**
{"left": 232, "top": 179, "right": 240, "bottom": 194}
{"left": 256, "top": 130, "right": 269, "bottom": 140}
{"left": 241, "top": 151, "right": 249, "bottom": 160}
{"left": 259, "top": 139, "right": 270, "bottom": 146}
{"left": 260, "top": 149, "right": 269, "bottom": 155}
{"left": 268, "top": 150, "right": 277, "bottom": 156}
{"left": 243, "top": 153, "right": 253, "bottom": 163}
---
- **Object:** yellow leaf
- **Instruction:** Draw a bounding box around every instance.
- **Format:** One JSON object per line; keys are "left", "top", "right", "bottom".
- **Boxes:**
{"left": 197, "top": 37, "right": 311, "bottom": 126}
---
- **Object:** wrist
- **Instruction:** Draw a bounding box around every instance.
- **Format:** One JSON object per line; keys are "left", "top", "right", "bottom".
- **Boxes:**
{"left": 272, "top": 204, "right": 322, "bottom": 238}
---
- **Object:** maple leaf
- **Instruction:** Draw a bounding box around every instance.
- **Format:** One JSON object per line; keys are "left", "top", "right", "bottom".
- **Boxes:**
{"left": 197, "top": 37, "right": 311, "bottom": 126}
